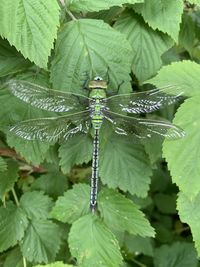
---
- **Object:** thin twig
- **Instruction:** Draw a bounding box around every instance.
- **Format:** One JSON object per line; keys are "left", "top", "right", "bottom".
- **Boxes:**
{"left": 59, "top": 0, "right": 65, "bottom": 6}
{"left": 11, "top": 188, "right": 19, "bottom": 206}
{"left": 2, "top": 194, "right": 6, "bottom": 208}
{"left": 66, "top": 9, "right": 77, "bottom": 21}
{"left": 23, "top": 257, "right": 27, "bottom": 267}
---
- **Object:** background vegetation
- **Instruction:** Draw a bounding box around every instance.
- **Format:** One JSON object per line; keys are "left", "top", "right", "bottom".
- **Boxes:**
{"left": 0, "top": 0, "right": 200, "bottom": 266}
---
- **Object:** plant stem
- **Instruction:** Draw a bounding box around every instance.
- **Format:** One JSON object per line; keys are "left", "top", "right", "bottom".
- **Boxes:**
{"left": 2, "top": 194, "right": 6, "bottom": 207}
{"left": 12, "top": 188, "right": 27, "bottom": 267}
{"left": 23, "top": 257, "right": 27, "bottom": 267}
{"left": 59, "top": 0, "right": 65, "bottom": 6}
{"left": 11, "top": 188, "right": 19, "bottom": 206}
{"left": 66, "top": 9, "right": 77, "bottom": 21}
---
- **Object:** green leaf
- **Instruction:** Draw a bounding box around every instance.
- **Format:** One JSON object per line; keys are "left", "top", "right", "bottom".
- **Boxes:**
{"left": 4, "top": 247, "right": 25, "bottom": 267}
{"left": 99, "top": 134, "right": 152, "bottom": 197}
{"left": 154, "top": 193, "right": 176, "bottom": 214}
{"left": 0, "top": 157, "right": 7, "bottom": 172}
{"left": 133, "top": 0, "right": 184, "bottom": 41}
{"left": 179, "top": 13, "right": 196, "bottom": 57}
{"left": 0, "top": 0, "right": 60, "bottom": 68}
{"left": 163, "top": 97, "right": 200, "bottom": 198}
{"left": 0, "top": 203, "right": 28, "bottom": 252}
{"left": 88, "top": 6, "right": 123, "bottom": 23}
{"left": 146, "top": 61, "right": 200, "bottom": 97}
{"left": 124, "top": 235, "right": 153, "bottom": 256}
{"left": 31, "top": 172, "right": 68, "bottom": 198}
{"left": 50, "top": 19, "right": 132, "bottom": 94}
{"left": 142, "top": 136, "right": 163, "bottom": 164}
{"left": 0, "top": 85, "right": 51, "bottom": 165}
{"left": 69, "top": 0, "right": 144, "bottom": 12}
{"left": 20, "top": 219, "right": 61, "bottom": 263}
{"left": 34, "top": 262, "right": 73, "bottom": 267}
{"left": 7, "top": 135, "right": 50, "bottom": 165}
{"left": 0, "top": 38, "right": 31, "bottom": 77}
{"left": 16, "top": 70, "right": 51, "bottom": 87}
{"left": 51, "top": 184, "right": 90, "bottom": 224}
{"left": 177, "top": 192, "right": 200, "bottom": 255}
{"left": 154, "top": 242, "right": 198, "bottom": 267}
{"left": 59, "top": 134, "right": 92, "bottom": 174}
{"left": 68, "top": 214, "right": 123, "bottom": 267}
{"left": 154, "top": 221, "right": 174, "bottom": 244}
{"left": 20, "top": 191, "right": 53, "bottom": 220}
{"left": 114, "top": 10, "right": 173, "bottom": 82}
{"left": 188, "top": 0, "right": 200, "bottom": 4}
{"left": 99, "top": 188, "right": 155, "bottom": 237}
{"left": 0, "top": 160, "right": 18, "bottom": 199}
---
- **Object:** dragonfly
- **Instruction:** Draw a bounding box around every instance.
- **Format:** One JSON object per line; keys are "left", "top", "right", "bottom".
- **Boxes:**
{"left": 6, "top": 77, "right": 185, "bottom": 212}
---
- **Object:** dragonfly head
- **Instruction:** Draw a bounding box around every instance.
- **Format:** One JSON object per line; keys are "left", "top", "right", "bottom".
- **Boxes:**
{"left": 88, "top": 76, "right": 108, "bottom": 90}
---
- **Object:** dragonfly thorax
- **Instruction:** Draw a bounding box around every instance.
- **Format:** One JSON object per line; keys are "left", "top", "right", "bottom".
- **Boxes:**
{"left": 89, "top": 88, "right": 106, "bottom": 130}
{"left": 89, "top": 88, "right": 106, "bottom": 99}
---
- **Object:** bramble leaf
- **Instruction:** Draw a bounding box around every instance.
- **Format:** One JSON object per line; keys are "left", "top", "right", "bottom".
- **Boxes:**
{"left": 154, "top": 193, "right": 176, "bottom": 214}
{"left": 51, "top": 184, "right": 90, "bottom": 224}
{"left": 4, "top": 247, "right": 26, "bottom": 267}
{"left": 0, "top": 80, "right": 51, "bottom": 165}
{"left": 177, "top": 192, "right": 200, "bottom": 255}
{"left": 31, "top": 171, "right": 68, "bottom": 198}
{"left": 0, "top": 203, "right": 28, "bottom": 252}
{"left": 20, "top": 191, "right": 53, "bottom": 220}
{"left": 188, "top": 0, "right": 200, "bottom": 4}
{"left": 179, "top": 13, "right": 196, "bottom": 57}
{"left": 20, "top": 219, "right": 61, "bottom": 263}
{"left": 7, "top": 135, "right": 50, "bottom": 165}
{"left": 68, "top": 214, "right": 123, "bottom": 267}
{"left": 134, "top": 0, "right": 184, "bottom": 41}
{"left": 59, "top": 134, "right": 92, "bottom": 174}
{"left": 50, "top": 19, "right": 132, "bottom": 93}
{"left": 0, "top": 38, "right": 31, "bottom": 77}
{"left": 99, "top": 134, "right": 152, "bottom": 197}
{"left": 0, "top": 0, "right": 60, "bottom": 68}
{"left": 163, "top": 97, "right": 200, "bottom": 198}
{"left": 0, "top": 160, "right": 18, "bottom": 199}
{"left": 98, "top": 188, "right": 155, "bottom": 237}
{"left": 154, "top": 242, "right": 198, "bottom": 267}
{"left": 114, "top": 10, "right": 173, "bottom": 82}
{"left": 0, "top": 157, "right": 7, "bottom": 172}
{"left": 124, "top": 235, "right": 153, "bottom": 256}
{"left": 146, "top": 61, "right": 200, "bottom": 97}
{"left": 68, "top": 0, "right": 144, "bottom": 12}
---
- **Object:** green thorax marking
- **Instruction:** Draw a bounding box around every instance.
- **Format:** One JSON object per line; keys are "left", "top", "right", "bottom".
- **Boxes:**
{"left": 88, "top": 77, "right": 107, "bottom": 130}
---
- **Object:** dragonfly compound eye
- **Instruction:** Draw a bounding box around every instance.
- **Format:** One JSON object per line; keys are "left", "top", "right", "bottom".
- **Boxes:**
{"left": 94, "top": 76, "right": 103, "bottom": 81}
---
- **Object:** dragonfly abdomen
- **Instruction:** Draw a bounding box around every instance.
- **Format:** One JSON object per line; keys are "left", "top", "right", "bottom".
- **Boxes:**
{"left": 92, "top": 116, "right": 103, "bottom": 130}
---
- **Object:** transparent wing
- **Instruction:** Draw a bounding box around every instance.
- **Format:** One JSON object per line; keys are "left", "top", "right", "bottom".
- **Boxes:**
{"left": 9, "top": 111, "right": 91, "bottom": 142}
{"left": 6, "top": 79, "right": 90, "bottom": 113}
{"left": 106, "top": 85, "right": 184, "bottom": 114}
{"left": 104, "top": 111, "right": 185, "bottom": 140}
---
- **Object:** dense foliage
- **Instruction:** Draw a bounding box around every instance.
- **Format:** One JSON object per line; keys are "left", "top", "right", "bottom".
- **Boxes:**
{"left": 0, "top": 0, "right": 200, "bottom": 266}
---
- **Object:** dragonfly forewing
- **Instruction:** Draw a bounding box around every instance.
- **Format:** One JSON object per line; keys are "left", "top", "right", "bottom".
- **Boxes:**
{"left": 6, "top": 79, "right": 90, "bottom": 113}
{"left": 106, "top": 84, "right": 184, "bottom": 114}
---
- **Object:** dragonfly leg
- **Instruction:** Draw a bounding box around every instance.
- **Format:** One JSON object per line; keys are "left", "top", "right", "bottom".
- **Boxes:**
{"left": 105, "top": 66, "right": 110, "bottom": 85}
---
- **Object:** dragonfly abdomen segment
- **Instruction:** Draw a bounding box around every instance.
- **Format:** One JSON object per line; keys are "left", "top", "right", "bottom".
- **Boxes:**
{"left": 90, "top": 129, "right": 100, "bottom": 212}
